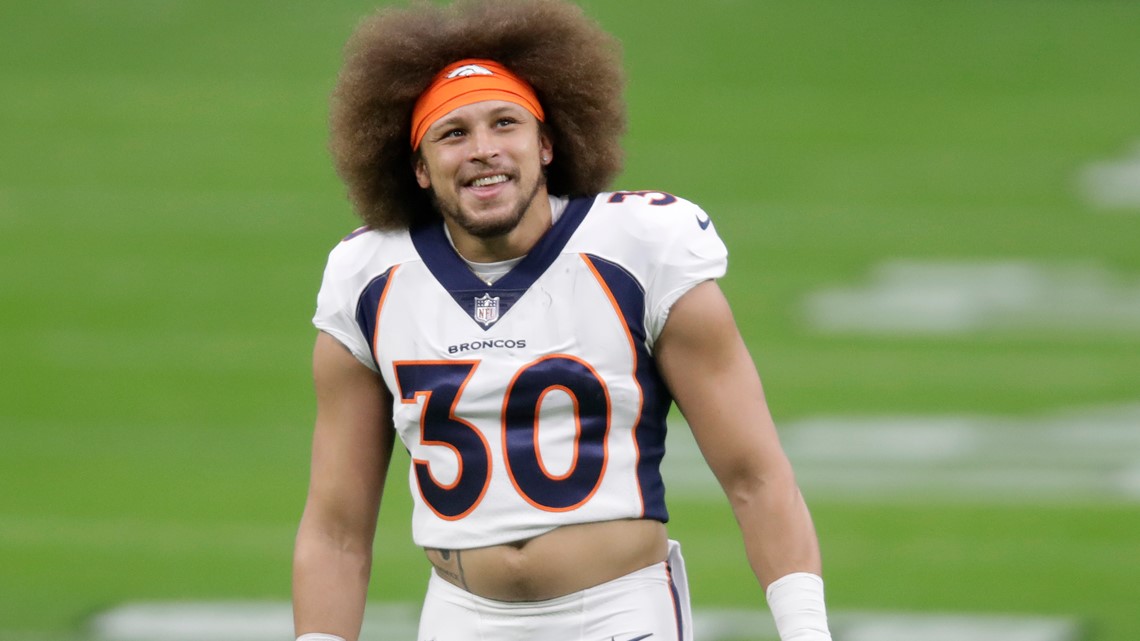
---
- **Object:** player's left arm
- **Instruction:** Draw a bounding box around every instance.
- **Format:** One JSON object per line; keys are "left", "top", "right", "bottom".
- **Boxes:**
{"left": 655, "top": 280, "right": 832, "bottom": 640}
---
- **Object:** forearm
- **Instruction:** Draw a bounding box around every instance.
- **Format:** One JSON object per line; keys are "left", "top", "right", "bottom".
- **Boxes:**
{"left": 728, "top": 473, "right": 831, "bottom": 640}
{"left": 728, "top": 471, "right": 821, "bottom": 587}
{"left": 292, "top": 523, "right": 373, "bottom": 640}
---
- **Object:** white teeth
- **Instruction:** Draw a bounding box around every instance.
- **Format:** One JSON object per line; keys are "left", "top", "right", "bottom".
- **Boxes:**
{"left": 470, "top": 174, "right": 508, "bottom": 187}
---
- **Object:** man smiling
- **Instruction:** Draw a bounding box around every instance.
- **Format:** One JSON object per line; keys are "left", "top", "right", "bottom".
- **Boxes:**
{"left": 292, "top": 2, "right": 834, "bottom": 640}
{"left": 410, "top": 61, "right": 554, "bottom": 257}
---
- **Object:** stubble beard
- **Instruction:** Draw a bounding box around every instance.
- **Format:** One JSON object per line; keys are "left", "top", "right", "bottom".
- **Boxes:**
{"left": 433, "top": 171, "right": 546, "bottom": 239}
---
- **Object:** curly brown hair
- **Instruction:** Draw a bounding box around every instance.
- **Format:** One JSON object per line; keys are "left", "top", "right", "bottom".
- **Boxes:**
{"left": 328, "top": 0, "right": 626, "bottom": 231}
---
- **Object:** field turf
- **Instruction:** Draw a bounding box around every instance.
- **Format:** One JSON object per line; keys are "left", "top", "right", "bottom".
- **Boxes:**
{"left": 2, "top": 1, "right": 1139, "bottom": 639}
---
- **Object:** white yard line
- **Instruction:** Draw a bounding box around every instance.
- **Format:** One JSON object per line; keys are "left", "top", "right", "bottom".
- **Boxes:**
{"left": 663, "top": 404, "right": 1140, "bottom": 502}
{"left": 88, "top": 601, "right": 1082, "bottom": 641}
{"left": 1079, "top": 140, "right": 1140, "bottom": 210}
{"left": 802, "top": 260, "right": 1140, "bottom": 336}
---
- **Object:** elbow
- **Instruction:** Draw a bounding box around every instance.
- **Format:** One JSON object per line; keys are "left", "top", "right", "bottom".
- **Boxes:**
{"left": 295, "top": 507, "right": 377, "bottom": 561}
{"left": 719, "top": 462, "right": 801, "bottom": 510}
{"left": 293, "top": 524, "right": 374, "bottom": 584}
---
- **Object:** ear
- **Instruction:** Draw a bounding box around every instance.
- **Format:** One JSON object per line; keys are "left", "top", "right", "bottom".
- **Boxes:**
{"left": 414, "top": 155, "right": 431, "bottom": 189}
{"left": 539, "top": 132, "right": 553, "bottom": 166}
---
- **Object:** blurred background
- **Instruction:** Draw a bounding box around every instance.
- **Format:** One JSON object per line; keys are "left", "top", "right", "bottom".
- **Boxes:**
{"left": 1, "top": 1, "right": 1138, "bottom": 639}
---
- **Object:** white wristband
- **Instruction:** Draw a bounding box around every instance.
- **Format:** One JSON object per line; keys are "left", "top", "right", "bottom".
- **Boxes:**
{"left": 297, "top": 634, "right": 347, "bottom": 641}
{"left": 765, "top": 572, "right": 832, "bottom": 641}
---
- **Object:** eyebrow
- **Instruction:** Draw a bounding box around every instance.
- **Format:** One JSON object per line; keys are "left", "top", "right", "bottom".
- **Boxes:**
{"left": 428, "top": 104, "right": 530, "bottom": 133}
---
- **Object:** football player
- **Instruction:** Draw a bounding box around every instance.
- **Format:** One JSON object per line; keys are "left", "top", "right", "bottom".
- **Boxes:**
{"left": 293, "top": 1, "right": 833, "bottom": 640}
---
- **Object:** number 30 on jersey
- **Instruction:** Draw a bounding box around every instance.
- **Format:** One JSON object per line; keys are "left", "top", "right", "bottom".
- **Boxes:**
{"left": 395, "top": 355, "right": 611, "bottom": 520}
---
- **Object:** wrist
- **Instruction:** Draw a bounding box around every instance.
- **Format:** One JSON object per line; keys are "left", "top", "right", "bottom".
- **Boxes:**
{"left": 765, "top": 572, "right": 832, "bottom": 641}
{"left": 296, "top": 634, "right": 347, "bottom": 641}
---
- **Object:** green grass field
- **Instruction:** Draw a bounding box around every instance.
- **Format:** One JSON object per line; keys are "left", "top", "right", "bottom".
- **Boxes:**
{"left": 2, "top": 1, "right": 1139, "bottom": 639}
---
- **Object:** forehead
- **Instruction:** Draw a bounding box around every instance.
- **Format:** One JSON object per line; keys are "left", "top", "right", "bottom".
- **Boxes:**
{"left": 425, "top": 100, "right": 534, "bottom": 131}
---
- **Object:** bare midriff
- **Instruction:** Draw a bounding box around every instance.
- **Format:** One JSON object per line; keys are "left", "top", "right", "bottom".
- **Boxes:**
{"left": 423, "top": 518, "right": 669, "bottom": 601}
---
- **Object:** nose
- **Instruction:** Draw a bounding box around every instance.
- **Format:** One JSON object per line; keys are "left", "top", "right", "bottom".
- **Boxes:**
{"left": 467, "top": 125, "right": 500, "bottom": 162}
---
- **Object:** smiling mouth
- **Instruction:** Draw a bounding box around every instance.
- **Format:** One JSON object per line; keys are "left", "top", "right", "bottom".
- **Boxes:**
{"left": 467, "top": 174, "right": 510, "bottom": 188}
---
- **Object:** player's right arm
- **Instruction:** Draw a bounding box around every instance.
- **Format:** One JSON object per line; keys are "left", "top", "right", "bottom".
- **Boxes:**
{"left": 293, "top": 331, "right": 395, "bottom": 641}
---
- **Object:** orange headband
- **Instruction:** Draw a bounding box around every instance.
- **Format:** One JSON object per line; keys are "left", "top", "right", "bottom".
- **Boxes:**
{"left": 410, "top": 59, "right": 545, "bottom": 149}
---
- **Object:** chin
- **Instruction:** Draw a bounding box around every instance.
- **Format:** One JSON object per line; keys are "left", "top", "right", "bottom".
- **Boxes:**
{"left": 462, "top": 210, "right": 527, "bottom": 238}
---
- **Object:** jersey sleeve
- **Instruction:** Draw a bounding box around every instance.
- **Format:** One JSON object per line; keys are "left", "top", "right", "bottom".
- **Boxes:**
{"left": 312, "top": 235, "right": 382, "bottom": 372}
{"left": 643, "top": 198, "right": 728, "bottom": 344}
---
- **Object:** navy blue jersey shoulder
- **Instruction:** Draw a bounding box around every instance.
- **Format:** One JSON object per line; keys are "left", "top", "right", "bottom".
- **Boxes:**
{"left": 354, "top": 268, "right": 396, "bottom": 368}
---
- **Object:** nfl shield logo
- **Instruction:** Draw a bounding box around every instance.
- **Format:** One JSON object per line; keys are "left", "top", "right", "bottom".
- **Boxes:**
{"left": 473, "top": 293, "right": 500, "bottom": 326}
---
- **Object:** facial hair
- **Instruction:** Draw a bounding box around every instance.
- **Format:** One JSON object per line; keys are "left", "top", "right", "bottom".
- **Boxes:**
{"left": 432, "top": 169, "right": 546, "bottom": 239}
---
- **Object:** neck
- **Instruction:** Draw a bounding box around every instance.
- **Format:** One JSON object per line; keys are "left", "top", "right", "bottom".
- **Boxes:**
{"left": 446, "top": 190, "right": 553, "bottom": 263}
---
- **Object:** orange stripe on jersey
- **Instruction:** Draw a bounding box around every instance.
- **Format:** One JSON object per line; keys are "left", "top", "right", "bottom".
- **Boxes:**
{"left": 370, "top": 264, "right": 400, "bottom": 366}
{"left": 580, "top": 254, "right": 648, "bottom": 515}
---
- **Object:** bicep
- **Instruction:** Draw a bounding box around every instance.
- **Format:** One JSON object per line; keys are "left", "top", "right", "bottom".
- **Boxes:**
{"left": 654, "top": 281, "right": 792, "bottom": 488}
{"left": 303, "top": 331, "right": 395, "bottom": 538}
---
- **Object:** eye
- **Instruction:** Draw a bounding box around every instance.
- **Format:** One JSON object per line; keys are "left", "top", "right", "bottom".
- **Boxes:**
{"left": 495, "top": 117, "right": 519, "bottom": 128}
{"left": 436, "top": 128, "right": 465, "bottom": 141}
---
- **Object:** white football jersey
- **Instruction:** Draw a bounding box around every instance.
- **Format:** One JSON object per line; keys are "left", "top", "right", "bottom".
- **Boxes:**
{"left": 313, "top": 191, "right": 728, "bottom": 549}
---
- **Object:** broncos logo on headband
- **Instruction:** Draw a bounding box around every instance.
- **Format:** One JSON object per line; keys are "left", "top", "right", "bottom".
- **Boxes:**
{"left": 447, "top": 64, "right": 495, "bottom": 79}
